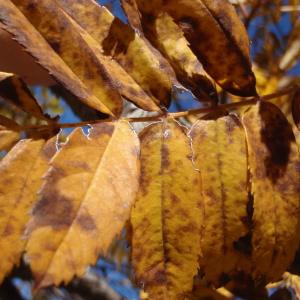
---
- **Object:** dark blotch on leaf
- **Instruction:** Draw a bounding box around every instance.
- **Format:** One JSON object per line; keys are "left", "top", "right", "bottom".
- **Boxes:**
{"left": 233, "top": 233, "right": 252, "bottom": 255}
{"left": 76, "top": 213, "right": 97, "bottom": 231}
{"left": 161, "top": 144, "right": 170, "bottom": 169}
{"left": 259, "top": 103, "right": 295, "bottom": 183}
{"left": 90, "top": 123, "right": 114, "bottom": 138}
{"left": 32, "top": 190, "right": 74, "bottom": 230}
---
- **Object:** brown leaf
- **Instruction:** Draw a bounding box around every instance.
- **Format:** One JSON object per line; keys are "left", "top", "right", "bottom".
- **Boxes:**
{"left": 0, "top": 137, "right": 56, "bottom": 283}
{"left": 131, "top": 119, "right": 202, "bottom": 299}
{"left": 0, "top": 72, "right": 50, "bottom": 121}
{"left": 242, "top": 102, "right": 300, "bottom": 282}
{"left": 0, "top": 0, "right": 118, "bottom": 116}
{"left": 26, "top": 121, "right": 140, "bottom": 288}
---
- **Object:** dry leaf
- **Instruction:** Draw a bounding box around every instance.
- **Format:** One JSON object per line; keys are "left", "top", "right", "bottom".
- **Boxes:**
{"left": 26, "top": 121, "right": 140, "bottom": 288}
{"left": 131, "top": 119, "right": 202, "bottom": 299}
{"left": 189, "top": 115, "right": 249, "bottom": 283}
{"left": 242, "top": 102, "right": 300, "bottom": 282}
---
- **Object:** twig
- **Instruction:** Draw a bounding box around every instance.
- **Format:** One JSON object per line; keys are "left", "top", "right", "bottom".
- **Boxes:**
{"left": 18, "top": 87, "right": 296, "bottom": 131}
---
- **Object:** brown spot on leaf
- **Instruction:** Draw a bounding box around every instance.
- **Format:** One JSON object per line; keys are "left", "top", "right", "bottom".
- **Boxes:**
{"left": 148, "top": 267, "right": 166, "bottom": 286}
{"left": 170, "top": 193, "right": 180, "bottom": 205}
{"left": 76, "top": 213, "right": 97, "bottom": 231}
{"left": 161, "top": 144, "right": 170, "bottom": 169}
{"left": 49, "top": 40, "right": 61, "bottom": 53}
{"left": 259, "top": 103, "right": 294, "bottom": 183}
{"left": 32, "top": 188, "right": 74, "bottom": 230}
{"left": 90, "top": 123, "right": 114, "bottom": 138}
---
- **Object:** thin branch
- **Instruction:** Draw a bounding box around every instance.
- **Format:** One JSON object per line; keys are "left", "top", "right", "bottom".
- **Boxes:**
{"left": 280, "top": 5, "right": 300, "bottom": 12}
{"left": 19, "top": 87, "right": 297, "bottom": 131}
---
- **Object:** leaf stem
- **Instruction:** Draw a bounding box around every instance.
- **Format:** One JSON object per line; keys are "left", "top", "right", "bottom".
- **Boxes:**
{"left": 20, "top": 87, "right": 296, "bottom": 131}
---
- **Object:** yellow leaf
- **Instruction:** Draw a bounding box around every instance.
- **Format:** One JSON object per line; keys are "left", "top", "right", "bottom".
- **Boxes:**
{"left": 57, "top": 0, "right": 176, "bottom": 109}
{"left": 0, "top": 137, "right": 56, "bottom": 283}
{"left": 145, "top": 11, "right": 216, "bottom": 102}
{"left": 189, "top": 115, "right": 249, "bottom": 283}
{"left": 0, "top": 72, "right": 49, "bottom": 121}
{"left": 0, "top": 125, "right": 20, "bottom": 152}
{"left": 242, "top": 102, "right": 300, "bottom": 282}
{"left": 26, "top": 121, "right": 140, "bottom": 288}
{"left": 0, "top": 0, "right": 117, "bottom": 116}
{"left": 131, "top": 119, "right": 202, "bottom": 299}
{"left": 136, "top": 0, "right": 257, "bottom": 97}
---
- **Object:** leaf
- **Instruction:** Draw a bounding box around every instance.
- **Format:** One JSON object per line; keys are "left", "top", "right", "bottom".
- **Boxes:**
{"left": 0, "top": 125, "right": 20, "bottom": 152}
{"left": 0, "top": 137, "right": 56, "bottom": 283}
{"left": 292, "top": 88, "right": 300, "bottom": 130}
{"left": 131, "top": 119, "right": 202, "bottom": 299}
{"left": 135, "top": 0, "right": 257, "bottom": 96}
{"left": 0, "top": 0, "right": 118, "bottom": 116}
{"left": 242, "top": 102, "right": 300, "bottom": 282}
{"left": 0, "top": 72, "right": 50, "bottom": 121}
{"left": 56, "top": 0, "right": 176, "bottom": 109}
{"left": 189, "top": 115, "right": 249, "bottom": 283}
{"left": 26, "top": 121, "right": 140, "bottom": 288}
{"left": 123, "top": 5, "right": 217, "bottom": 102}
